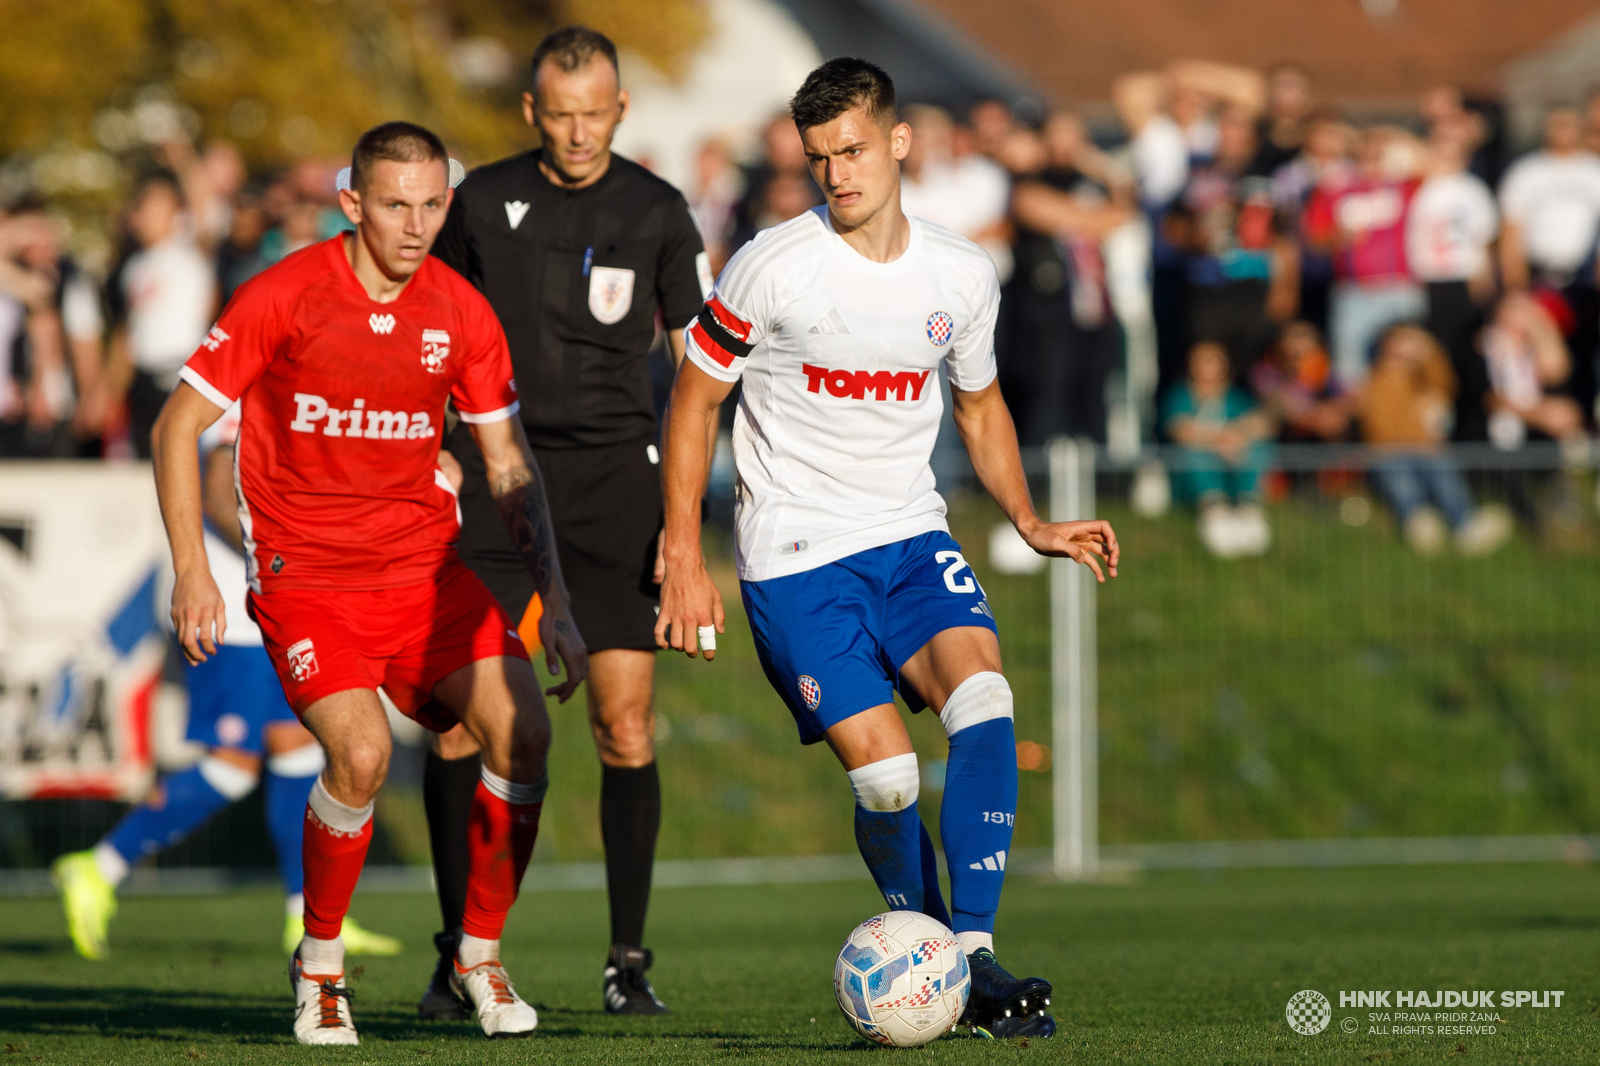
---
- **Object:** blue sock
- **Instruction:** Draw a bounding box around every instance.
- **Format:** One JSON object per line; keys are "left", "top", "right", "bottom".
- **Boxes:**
{"left": 103, "top": 761, "right": 244, "bottom": 866}
{"left": 918, "top": 819, "right": 951, "bottom": 927}
{"left": 264, "top": 757, "right": 320, "bottom": 898}
{"left": 855, "top": 802, "right": 925, "bottom": 911}
{"left": 940, "top": 716, "right": 1018, "bottom": 936}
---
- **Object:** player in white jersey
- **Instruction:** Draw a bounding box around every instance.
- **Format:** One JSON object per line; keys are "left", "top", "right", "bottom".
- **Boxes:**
{"left": 657, "top": 58, "right": 1119, "bottom": 1039}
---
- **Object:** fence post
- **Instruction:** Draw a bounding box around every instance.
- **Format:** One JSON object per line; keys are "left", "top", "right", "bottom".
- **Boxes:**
{"left": 1049, "top": 438, "right": 1098, "bottom": 880}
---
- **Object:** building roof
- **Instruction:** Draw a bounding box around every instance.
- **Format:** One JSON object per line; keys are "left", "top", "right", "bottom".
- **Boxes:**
{"left": 914, "top": 0, "right": 1600, "bottom": 105}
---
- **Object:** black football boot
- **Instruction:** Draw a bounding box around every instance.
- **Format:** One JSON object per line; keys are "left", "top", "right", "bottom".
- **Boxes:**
{"left": 959, "top": 948, "right": 1056, "bottom": 1038}
{"left": 417, "top": 929, "right": 470, "bottom": 1021}
{"left": 602, "top": 944, "right": 669, "bottom": 1015}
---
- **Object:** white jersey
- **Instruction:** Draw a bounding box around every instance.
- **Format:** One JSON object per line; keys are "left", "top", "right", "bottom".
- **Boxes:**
{"left": 1406, "top": 172, "right": 1497, "bottom": 282}
{"left": 684, "top": 206, "right": 999, "bottom": 582}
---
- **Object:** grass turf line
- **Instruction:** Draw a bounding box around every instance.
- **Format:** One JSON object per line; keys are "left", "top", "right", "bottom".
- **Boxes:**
{"left": 0, "top": 863, "right": 1595, "bottom": 1063}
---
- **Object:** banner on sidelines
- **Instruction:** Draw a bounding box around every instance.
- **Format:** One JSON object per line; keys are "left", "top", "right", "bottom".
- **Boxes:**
{"left": 0, "top": 461, "right": 165, "bottom": 800}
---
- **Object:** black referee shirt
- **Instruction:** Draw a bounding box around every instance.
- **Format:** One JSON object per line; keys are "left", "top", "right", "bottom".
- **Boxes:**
{"left": 433, "top": 151, "right": 708, "bottom": 449}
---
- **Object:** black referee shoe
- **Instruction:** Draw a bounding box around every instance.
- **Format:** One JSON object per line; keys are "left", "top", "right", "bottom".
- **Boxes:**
{"left": 603, "top": 944, "right": 669, "bottom": 1015}
{"left": 959, "top": 948, "right": 1055, "bottom": 1038}
{"left": 418, "top": 930, "right": 470, "bottom": 1021}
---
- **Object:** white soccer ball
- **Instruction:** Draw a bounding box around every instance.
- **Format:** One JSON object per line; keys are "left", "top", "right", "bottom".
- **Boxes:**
{"left": 834, "top": 911, "right": 970, "bottom": 1047}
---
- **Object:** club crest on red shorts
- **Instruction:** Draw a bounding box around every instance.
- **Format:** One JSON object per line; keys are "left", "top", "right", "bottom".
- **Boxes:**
{"left": 286, "top": 638, "right": 319, "bottom": 682}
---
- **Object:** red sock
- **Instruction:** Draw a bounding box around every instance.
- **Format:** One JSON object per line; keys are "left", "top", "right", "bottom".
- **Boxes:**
{"left": 301, "top": 804, "right": 373, "bottom": 942}
{"left": 461, "top": 780, "right": 541, "bottom": 940}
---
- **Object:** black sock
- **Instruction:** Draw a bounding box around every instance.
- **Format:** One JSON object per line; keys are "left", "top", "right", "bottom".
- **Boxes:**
{"left": 601, "top": 761, "right": 661, "bottom": 950}
{"left": 423, "top": 748, "right": 481, "bottom": 937}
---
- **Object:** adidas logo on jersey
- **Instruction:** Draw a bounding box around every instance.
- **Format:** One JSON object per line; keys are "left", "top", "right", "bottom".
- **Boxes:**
{"left": 801, "top": 364, "right": 930, "bottom": 401}
{"left": 968, "top": 850, "right": 1007, "bottom": 872}
{"left": 289, "top": 392, "right": 437, "bottom": 440}
{"left": 369, "top": 313, "right": 396, "bottom": 334}
{"left": 806, "top": 308, "right": 850, "bottom": 335}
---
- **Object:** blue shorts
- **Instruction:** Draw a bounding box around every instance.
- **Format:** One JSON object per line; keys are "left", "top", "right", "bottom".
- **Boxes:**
{"left": 183, "top": 644, "right": 297, "bottom": 753}
{"left": 741, "top": 531, "right": 998, "bottom": 744}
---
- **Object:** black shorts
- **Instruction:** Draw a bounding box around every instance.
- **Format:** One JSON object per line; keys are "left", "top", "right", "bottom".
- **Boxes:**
{"left": 446, "top": 424, "right": 663, "bottom": 652}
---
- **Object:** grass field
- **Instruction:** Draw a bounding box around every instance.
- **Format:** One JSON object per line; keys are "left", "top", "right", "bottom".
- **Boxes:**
{"left": 0, "top": 862, "right": 1596, "bottom": 1063}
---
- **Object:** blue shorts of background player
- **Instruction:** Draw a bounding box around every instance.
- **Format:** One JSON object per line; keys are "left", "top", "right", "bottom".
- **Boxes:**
{"left": 185, "top": 644, "right": 297, "bottom": 751}
{"left": 742, "top": 530, "right": 997, "bottom": 742}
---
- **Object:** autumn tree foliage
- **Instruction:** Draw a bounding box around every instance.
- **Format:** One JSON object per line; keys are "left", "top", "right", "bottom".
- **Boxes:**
{"left": 0, "top": 0, "right": 706, "bottom": 171}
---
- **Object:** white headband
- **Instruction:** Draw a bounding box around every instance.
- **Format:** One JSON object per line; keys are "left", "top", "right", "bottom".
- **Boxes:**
{"left": 335, "top": 158, "right": 465, "bottom": 192}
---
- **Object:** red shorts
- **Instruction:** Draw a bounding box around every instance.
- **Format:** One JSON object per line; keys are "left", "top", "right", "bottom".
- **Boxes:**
{"left": 248, "top": 560, "right": 530, "bottom": 730}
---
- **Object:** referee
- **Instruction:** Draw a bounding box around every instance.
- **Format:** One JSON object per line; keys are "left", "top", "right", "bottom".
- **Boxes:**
{"left": 422, "top": 26, "right": 708, "bottom": 1017}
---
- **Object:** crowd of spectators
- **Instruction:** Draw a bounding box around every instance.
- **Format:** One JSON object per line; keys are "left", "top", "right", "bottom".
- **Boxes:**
{"left": 6, "top": 61, "right": 1600, "bottom": 558}
{"left": 0, "top": 141, "right": 344, "bottom": 461}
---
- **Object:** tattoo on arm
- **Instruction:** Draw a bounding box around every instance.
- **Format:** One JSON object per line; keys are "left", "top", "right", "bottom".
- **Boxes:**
{"left": 489, "top": 463, "right": 563, "bottom": 601}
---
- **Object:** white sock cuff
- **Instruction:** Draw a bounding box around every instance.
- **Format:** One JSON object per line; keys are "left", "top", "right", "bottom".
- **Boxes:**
{"left": 199, "top": 755, "right": 259, "bottom": 800}
{"left": 299, "top": 934, "right": 344, "bottom": 973}
{"left": 939, "top": 671, "right": 1013, "bottom": 736}
{"left": 847, "top": 752, "right": 920, "bottom": 813}
{"left": 457, "top": 932, "right": 500, "bottom": 967}
{"left": 93, "top": 840, "right": 129, "bottom": 887}
{"left": 480, "top": 766, "right": 548, "bottom": 806}
{"left": 308, "top": 776, "right": 374, "bottom": 834}
{"left": 957, "top": 930, "right": 994, "bottom": 955}
{"left": 267, "top": 743, "right": 325, "bottom": 778}
{"left": 285, "top": 892, "right": 305, "bottom": 917}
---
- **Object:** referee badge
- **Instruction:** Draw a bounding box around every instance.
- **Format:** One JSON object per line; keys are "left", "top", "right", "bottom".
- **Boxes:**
{"left": 588, "top": 266, "right": 635, "bottom": 325}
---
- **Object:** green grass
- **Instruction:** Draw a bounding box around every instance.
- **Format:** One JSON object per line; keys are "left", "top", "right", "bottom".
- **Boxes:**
{"left": 2, "top": 864, "right": 1598, "bottom": 1062}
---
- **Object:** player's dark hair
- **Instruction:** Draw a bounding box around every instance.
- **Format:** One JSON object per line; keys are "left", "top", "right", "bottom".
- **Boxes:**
{"left": 790, "top": 57, "right": 896, "bottom": 133}
{"left": 350, "top": 121, "right": 448, "bottom": 194}
{"left": 530, "top": 25, "right": 618, "bottom": 86}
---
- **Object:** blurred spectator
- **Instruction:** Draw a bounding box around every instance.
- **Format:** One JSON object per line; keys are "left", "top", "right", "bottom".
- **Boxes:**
{"left": 1271, "top": 109, "right": 1353, "bottom": 336}
{"left": 1480, "top": 292, "right": 1586, "bottom": 449}
{"left": 1359, "top": 324, "right": 1511, "bottom": 555}
{"left": 1408, "top": 116, "right": 1497, "bottom": 440}
{"left": 1253, "top": 63, "right": 1316, "bottom": 176}
{"left": 106, "top": 170, "right": 216, "bottom": 459}
{"left": 968, "top": 99, "right": 1017, "bottom": 161}
{"left": 900, "top": 106, "right": 1010, "bottom": 248}
{"left": 1305, "top": 126, "right": 1424, "bottom": 388}
{"left": 1418, "top": 86, "right": 1498, "bottom": 183}
{"left": 0, "top": 199, "right": 106, "bottom": 457}
{"left": 260, "top": 186, "right": 326, "bottom": 265}
{"left": 1114, "top": 60, "right": 1264, "bottom": 210}
{"left": 1005, "top": 110, "right": 1134, "bottom": 445}
{"left": 215, "top": 185, "right": 271, "bottom": 307}
{"left": 1249, "top": 321, "right": 1350, "bottom": 441}
{"left": 1498, "top": 107, "right": 1600, "bottom": 422}
{"left": 687, "top": 138, "right": 742, "bottom": 275}
{"left": 1165, "top": 107, "right": 1298, "bottom": 378}
{"left": 731, "top": 114, "right": 822, "bottom": 249}
{"left": 1162, "top": 341, "right": 1273, "bottom": 557}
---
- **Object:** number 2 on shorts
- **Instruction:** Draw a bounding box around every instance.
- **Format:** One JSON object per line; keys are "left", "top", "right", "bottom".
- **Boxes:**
{"left": 936, "top": 550, "right": 976, "bottom": 594}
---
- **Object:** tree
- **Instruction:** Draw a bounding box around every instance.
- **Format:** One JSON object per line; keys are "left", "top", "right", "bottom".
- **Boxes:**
{"left": 0, "top": 0, "right": 708, "bottom": 171}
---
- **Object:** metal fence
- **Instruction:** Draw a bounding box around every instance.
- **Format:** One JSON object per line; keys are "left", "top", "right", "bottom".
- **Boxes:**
{"left": 2, "top": 441, "right": 1597, "bottom": 888}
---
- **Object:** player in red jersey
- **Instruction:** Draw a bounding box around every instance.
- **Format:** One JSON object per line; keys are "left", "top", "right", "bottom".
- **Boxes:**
{"left": 151, "top": 122, "right": 588, "bottom": 1045}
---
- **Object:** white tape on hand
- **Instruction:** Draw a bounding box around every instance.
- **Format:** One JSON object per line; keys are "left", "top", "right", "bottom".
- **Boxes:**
{"left": 697, "top": 625, "right": 717, "bottom": 652}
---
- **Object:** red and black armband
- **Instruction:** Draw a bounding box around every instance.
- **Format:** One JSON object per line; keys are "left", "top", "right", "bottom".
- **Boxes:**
{"left": 688, "top": 295, "right": 755, "bottom": 369}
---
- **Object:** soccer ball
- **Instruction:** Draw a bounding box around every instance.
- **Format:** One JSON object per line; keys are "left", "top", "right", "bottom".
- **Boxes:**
{"left": 834, "top": 911, "right": 970, "bottom": 1046}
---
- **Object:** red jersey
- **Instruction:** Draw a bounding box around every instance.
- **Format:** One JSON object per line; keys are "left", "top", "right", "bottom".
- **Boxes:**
{"left": 179, "top": 236, "right": 518, "bottom": 592}
{"left": 1303, "top": 176, "right": 1420, "bottom": 285}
